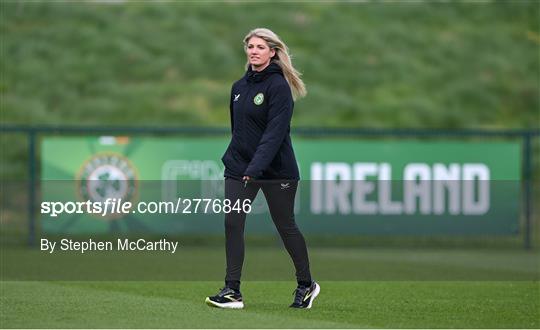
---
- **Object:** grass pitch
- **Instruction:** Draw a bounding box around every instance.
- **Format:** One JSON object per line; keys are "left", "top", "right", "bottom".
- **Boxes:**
{"left": 1, "top": 245, "right": 539, "bottom": 328}
{"left": 1, "top": 281, "right": 538, "bottom": 328}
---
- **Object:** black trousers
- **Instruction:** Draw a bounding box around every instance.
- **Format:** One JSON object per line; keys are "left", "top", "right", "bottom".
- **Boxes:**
{"left": 224, "top": 177, "right": 312, "bottom": 290}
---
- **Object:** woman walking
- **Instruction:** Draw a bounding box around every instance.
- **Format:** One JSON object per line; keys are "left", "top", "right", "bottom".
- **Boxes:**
{"left": 205, "top": 28, "right": 319, "bottom": 309}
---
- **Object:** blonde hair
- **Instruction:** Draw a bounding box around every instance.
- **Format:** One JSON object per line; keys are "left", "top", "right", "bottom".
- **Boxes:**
{"left": 243, "top": 28, "right": 307, "bottom": 100}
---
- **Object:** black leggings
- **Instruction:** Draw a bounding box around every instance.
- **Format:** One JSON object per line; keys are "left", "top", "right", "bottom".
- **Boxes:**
{"left": 224, "top": 177, "right": 312, "bottom": 290}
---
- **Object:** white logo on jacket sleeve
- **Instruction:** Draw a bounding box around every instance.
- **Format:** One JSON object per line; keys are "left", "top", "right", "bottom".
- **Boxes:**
{"left": 233, "top": 94, "right": 240, "bottom": 102}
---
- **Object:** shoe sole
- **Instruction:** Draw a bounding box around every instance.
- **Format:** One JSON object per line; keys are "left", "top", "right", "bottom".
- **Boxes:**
{"left": 306, "top": 282, "right": 320, "bottom": 309}
{"left": 205, "top": 297, "right": 244, "bottom": 309}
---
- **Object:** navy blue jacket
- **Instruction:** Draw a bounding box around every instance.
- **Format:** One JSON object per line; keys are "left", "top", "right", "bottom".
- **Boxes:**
{"left": 222, "top": 62, "right": 300, "bottom": 180}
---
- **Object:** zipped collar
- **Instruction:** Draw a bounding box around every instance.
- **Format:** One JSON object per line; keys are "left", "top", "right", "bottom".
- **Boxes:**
{"left": 246, "top": 62, "right": 283, "bottom": 83}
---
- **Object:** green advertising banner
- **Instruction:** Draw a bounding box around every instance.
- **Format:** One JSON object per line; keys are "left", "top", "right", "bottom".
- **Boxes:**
{"left": 41, "top": 137, "right": 521, "bottom": 235}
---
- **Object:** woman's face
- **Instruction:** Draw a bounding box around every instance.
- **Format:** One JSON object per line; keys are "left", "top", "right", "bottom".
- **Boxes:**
{"left": 246, "top": 36, "right": 275, "bottom": 70}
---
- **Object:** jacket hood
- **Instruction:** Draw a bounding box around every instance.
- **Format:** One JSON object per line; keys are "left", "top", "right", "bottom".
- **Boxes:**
{"left": 246, "top": 61, "right": 283, "bottom": 83}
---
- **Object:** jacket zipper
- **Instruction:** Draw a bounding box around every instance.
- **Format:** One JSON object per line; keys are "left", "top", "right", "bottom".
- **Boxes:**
{"left": 239, "top": 81, "right": 253, "bottom": 159}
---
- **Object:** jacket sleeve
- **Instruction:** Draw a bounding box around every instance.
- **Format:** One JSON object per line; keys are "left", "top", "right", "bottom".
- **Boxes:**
{"left": 229, "top": 86, "right": 234, "bottom": 133}
{"left": 244, "top": 83, "right": 293, "bottom": 178}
